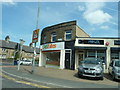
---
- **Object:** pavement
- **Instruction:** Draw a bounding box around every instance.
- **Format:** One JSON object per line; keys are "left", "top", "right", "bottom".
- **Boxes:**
{"left": 1, "top": 63, "right": 120, "bottom": 88}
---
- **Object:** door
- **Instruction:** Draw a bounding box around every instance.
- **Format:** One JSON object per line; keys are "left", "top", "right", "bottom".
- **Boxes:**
{"left": 65, "top": 53, "right": 70, "bottom": 69}
{"left": 78, "top": 53, "right": 84, "bottom": 65}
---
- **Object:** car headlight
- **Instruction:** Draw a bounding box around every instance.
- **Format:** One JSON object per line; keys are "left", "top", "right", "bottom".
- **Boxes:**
{"left": 78, "top": 66, "right": 83, "bottom": 70}
{"left": 96, "top": 68, "right": 102, "bottom": 72}
{"left": 113, "top": 68, "right": 118, "bottom": 73}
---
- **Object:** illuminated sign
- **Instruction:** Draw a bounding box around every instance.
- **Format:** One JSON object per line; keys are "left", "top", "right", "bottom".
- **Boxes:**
{"left": 43, "top": 44, "right": 56, "bottom": 49}
{"left": 32, "top": 29, "right": 39, "bottom": 43}
{"left": 78, "top": 40, "right": 104, "bottom": 45}
{"left": 114, "top": 40, "right": 120, "bottom": 45}
{"left": 41, "top": 42, "right": 64, "bottom": 51}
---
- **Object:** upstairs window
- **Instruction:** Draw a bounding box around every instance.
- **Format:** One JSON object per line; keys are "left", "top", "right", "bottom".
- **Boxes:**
{"left": 43, "top": 35, "right": 46, "bottom": 43}
{"left": 51, "top": 32, "right": 56, "bottom": 42}
{"left": 65, "top": 30, "right": 72, "bottom": 40}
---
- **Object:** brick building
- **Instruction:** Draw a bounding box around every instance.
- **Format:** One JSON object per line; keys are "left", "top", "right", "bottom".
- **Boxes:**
{"left": 0, "top": 36, "right": 40, "bottom": 60}
{"left": 39, "top": 20, "right": 89, "bottom": 70}
{"left": 39, "top": 20, "right": 120, "bottom": 73}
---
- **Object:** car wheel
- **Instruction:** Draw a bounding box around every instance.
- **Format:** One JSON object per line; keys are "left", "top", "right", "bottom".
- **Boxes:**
{"left": 112, "top": 74, "right": 116, "bottom": 81}
{"left": 78, "top": 72, "right": 82, "bottom": 78}
{"left": 108, "top": 70, "right": 111, "bottom": 75}
{"left": 100, "top": 77, "right": 104, "bottom": 80}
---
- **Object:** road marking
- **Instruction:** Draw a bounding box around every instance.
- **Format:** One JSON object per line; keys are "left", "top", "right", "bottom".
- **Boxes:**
{"left": 0, "top": 73, "right": 50, "bottom": 88}
{"left": 2, "top": 70, "right": 72, "bottom": 88}
{"left": 2, "top": 65, "right": 15, "bottom": 67}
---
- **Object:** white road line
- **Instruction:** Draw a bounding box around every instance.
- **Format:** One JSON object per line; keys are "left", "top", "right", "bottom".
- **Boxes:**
{"left": 2, "top": 70, "right": 72, "bottom": 88}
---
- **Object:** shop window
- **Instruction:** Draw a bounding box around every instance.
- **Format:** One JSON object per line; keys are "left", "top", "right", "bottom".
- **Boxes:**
{"left": 65, "top": 30, "right": 72, "bottom": 40}
{"left": 111, "top": 51, "right": 119, "bottom": 59}
{"left": 44, "top": 52, "right": 60, "bottom": 66}
{"left": 97, "top": 50, "right": 106, "bottom": 64}
{"left": 97, "top": 51, "right": 105, "bottom": 58}
{"left": 2, "top": 48, "right": 6, "bottom": 52}
{"left": 87, "top": 50, "right": 96, "bottom": 57}
{"left": 51, "top": 32, "right": 56, "bottom": 42}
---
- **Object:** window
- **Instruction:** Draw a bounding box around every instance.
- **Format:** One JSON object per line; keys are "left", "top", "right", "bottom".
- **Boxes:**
{"left": 43, "top": 35, "right": 46, "bottom": 43}
{"left": 2, "top": 48, "right": 6, "bottom": 52}
{"left": 44, "top": 52, "right": 60, "bottom": 66}
{"left": 65, "top": 30, "right": 72, "bottom": 40}
{"left": 51, "top": 32, "right": 56, "bottom": 42}
{"left": 87, "top": 50, "right": 96, "bottom": 57}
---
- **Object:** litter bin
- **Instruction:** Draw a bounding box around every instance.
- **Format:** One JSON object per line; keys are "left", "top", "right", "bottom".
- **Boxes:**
{"left": 14, "top": 60, "right": 18, "bottom": 65}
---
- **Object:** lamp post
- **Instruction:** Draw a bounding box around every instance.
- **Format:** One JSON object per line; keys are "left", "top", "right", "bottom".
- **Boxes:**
{"left": 18, "top": 39, "right": 25, "bottom": 71}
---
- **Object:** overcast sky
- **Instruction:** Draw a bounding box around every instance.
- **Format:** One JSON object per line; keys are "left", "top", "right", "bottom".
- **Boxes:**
{"left": 1, "top": 1, "right": 119, "bottom": 47}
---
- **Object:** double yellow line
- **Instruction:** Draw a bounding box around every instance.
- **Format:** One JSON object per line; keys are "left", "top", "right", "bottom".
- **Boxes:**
{"left": 0, "top": 73, "right": 50, "bottom": 88}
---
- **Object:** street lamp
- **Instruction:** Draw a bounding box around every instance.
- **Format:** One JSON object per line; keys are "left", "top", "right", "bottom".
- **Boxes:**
{"left": 18, "top": 39, "right": 25, "bottom": 71}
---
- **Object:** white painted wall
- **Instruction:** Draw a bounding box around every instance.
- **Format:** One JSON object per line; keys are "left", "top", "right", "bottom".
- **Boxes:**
{"left": 39, "top": 50, "right": 46, "bottom": 67}
{"left": 60, "top": 50, "right": 65, "bottom": 69}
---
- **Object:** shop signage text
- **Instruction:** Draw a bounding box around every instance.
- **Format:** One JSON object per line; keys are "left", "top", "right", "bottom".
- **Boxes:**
{"left": 43, "top": 44, "right": 56, "bottom": 49}
{"left": 32, "top": 29, "right": 39, "bottom": 43}
{"left": 41, "top": 42, "right": 64, "bottom": 51}
{"left": 114, "top": 40, "right": 120, "bottom": 45}
{"left": 78, "top": 40, "right": 104, "bottom": 45}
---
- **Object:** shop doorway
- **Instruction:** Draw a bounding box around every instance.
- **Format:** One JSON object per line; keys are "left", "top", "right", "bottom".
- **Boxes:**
{"left": 78, "top": 53, "right": 84, "bottom": 65}
{"left": 65, "top": 49, "right": 72, "bottom": 69}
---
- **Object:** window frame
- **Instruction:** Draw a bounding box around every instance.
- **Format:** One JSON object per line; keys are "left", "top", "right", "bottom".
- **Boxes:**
{"left": 51, "top": 32, "right": 57, "bottom": 42}
{"left": 65, "top": 30, "right": 72, "bottom": 41}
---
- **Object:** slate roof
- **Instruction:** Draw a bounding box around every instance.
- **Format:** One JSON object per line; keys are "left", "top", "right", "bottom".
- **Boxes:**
{"left": 0, "top": 40, "right": 40, "bottom": 54}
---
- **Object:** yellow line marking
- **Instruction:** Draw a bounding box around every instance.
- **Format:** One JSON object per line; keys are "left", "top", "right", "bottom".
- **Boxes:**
{"left": 1, "top": 66, "right": 16, "bottom": 67}
{"left": 0, "top": 73, "right": 50, "bottom": 88}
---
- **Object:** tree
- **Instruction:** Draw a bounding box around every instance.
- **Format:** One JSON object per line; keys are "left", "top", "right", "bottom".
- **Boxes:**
{"left": 14, "top": 51, "right": 20, "bottom": 60}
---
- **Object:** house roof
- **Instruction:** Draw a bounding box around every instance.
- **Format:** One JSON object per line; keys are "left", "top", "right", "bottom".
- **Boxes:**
{"left": 0, "top": 40, "right": 40, "bottom": 54}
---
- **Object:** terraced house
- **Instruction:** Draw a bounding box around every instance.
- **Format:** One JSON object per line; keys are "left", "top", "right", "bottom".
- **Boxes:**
{"left": 0, "top": 36, "right": 40, "bottom": 61}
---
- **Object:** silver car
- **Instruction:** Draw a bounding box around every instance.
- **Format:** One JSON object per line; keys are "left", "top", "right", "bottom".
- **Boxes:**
{"left": 78, "top": 58, "right": 104, "bottom": 80}
{"left": 108, "top": 59, "right": 120, "bottom": 80}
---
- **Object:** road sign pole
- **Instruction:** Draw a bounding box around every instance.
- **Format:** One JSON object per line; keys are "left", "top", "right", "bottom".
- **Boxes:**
{"left": 32, "top": 42, "right": 36, "bottom": 73}
{"left": 18, "top": 39, "right": 25, "bottom": 71}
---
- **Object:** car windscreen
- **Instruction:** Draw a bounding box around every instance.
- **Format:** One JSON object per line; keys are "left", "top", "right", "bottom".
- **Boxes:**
{"left": 83, "top": 60, "right": 100, "bottom": 65}
{"left": 115, "top": 61, "right": 120, "bottom": 67}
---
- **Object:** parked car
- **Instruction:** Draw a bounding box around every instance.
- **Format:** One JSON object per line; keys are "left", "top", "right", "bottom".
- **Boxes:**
{"left": 18, "top": 60, "right": 32, "bottom": 65}
{"left": 108, "top": 59, "right": 120, "bottom": 80}
{"left": 78, "top": 57, "right": 104, "bottom": 80}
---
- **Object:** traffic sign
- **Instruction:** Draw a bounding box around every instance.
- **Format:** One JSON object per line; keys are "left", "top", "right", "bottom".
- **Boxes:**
{"left": 32, "top": 29, "right": 39, "bottom": 43}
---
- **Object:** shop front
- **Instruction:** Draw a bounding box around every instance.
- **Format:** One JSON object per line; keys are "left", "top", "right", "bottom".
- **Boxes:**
{"left": 75, "top": 38, "right": 120, "bottom": 73}
{"left": 75, "top": 48, "right": 106, "bottom": 66}
{"left": 111, "top": 40, "right": 120, "bottom": 60}
{"left": 39, "top": 42, "right": 65, "bottom": 69}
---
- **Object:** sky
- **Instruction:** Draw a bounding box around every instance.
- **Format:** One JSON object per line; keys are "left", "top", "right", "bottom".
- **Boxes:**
{"left": 1, "top": 1, "right": 119, "bottom": 47}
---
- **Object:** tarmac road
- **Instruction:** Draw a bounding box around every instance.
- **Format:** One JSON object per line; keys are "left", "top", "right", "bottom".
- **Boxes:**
{"left": 1, "top": 61, "right": 120, "bottom": 89}
{"left": 2, "top": 76, "right": 36, "bottom": 88}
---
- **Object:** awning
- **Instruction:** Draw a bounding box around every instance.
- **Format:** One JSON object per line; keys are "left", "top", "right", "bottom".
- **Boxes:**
{"left": 111, "top": 47, "right": 120, "bottom": 51}
{"left": 75, "top": 46, "right": 107, "bottom": 50}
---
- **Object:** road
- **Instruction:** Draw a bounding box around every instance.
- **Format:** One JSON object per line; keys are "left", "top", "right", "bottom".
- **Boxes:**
{"left": 2, "top": 76, "right": 36, "bottom": 88}
{"left": 1, "top": 61, "right": 120, "bottom": 89}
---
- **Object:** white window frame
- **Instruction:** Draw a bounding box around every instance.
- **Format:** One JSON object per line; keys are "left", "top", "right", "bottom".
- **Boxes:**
{"left": 51, "top": 32, "right": 56, "bottom": 42}
{"left": 65, "top": 30, "right": 72, "bottom": 41}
